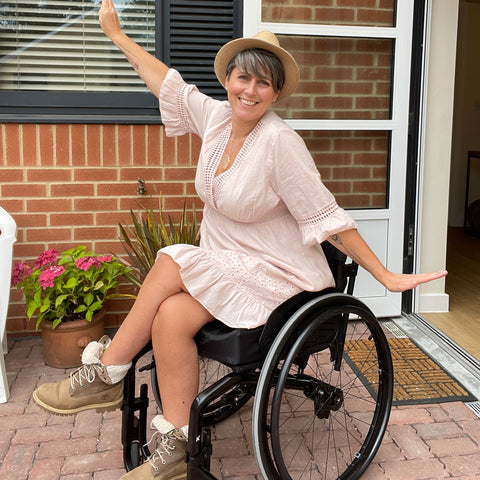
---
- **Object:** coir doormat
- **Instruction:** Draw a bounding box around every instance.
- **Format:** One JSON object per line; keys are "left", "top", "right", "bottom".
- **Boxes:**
{"left": 345, "top": 337, "right": 476, "bottom": 405}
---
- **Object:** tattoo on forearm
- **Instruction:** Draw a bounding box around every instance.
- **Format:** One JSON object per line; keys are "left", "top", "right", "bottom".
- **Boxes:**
{"left": 330, "top": 234, "right": 364, "bottom": 267}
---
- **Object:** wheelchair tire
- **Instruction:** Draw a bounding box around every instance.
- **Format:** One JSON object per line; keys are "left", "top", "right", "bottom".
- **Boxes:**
{"left": 252, "top": 297, "right": 393, "bottom": 480}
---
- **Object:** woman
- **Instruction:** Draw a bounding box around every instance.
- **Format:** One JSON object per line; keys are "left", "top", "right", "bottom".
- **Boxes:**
{"left": 33, "top": 1, "right": 447, "bottom": 479}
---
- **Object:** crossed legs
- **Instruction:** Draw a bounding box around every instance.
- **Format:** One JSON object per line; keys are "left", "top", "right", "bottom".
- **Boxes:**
{"left": 101, "top": 253, "right": 214, "bottom": 428}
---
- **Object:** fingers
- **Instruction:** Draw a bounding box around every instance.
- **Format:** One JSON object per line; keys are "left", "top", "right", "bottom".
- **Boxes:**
{"left": 385, "top": 270, "right": 447, "bottom": 292}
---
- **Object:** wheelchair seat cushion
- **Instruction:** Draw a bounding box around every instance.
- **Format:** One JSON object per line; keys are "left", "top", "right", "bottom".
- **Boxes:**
{"left": 194, "top": 288, "right": 337, "bottom": 369}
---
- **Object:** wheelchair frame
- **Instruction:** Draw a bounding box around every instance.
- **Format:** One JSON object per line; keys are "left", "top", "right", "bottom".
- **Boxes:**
{"left": 121, "top": 244, "right": 394, "bottom": 479}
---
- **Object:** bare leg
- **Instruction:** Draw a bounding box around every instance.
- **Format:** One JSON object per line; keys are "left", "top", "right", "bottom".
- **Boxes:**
{"left": 151, "top": 292, "right": 214, "bottom": 429}
{"left": 101, "top": 254, "right": 187, "bottom": 366}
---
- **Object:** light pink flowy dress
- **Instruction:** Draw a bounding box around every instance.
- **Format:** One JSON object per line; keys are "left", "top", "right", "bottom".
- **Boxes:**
{"left": 157, "top": 69, "right": 357, "bottom": 329}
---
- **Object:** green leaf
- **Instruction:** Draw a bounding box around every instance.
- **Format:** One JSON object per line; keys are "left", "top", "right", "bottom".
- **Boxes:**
{"left": 55, "top": 294, "right": 68, "bottom": 307}
{"left": 65, "top": 277, "right": 78, "bottom": 289}
{"left": 84, "top": 293, "right": 94, "bottom": 306}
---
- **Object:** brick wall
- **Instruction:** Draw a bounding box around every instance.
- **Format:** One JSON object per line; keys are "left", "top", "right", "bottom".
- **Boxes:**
{"left": 1, "top": 2, "right": 394, "bottom": 336}
{"left": 262, "top": 0, "right": 395, "bottom": 26}
{"left": 1, "top": 123, "right": 201, "bottom": 336}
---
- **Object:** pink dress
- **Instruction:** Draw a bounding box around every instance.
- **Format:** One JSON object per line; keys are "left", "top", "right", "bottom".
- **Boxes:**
{"left": 158, "top": 69, "right": 357, "bottom": 329}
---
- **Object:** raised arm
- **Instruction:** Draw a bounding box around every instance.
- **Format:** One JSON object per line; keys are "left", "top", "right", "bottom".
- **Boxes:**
{"left": 99, "top": 0, "right": 169, "bottom": 98}
{"left": 328, "top": 229, "right": 447, "bottom": 292}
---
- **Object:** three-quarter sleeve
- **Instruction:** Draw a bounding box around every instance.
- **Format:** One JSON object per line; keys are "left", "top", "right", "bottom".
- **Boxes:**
{"left": 271, "top": 127, "right": 357, "bottom": 246}
{"left": 159, "top": 69, "right": 226, "bottom": 139}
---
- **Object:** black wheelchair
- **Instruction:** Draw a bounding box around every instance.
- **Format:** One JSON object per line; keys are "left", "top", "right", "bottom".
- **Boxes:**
{"left": 120, "top": 243, "right": 394, "bottom": 479}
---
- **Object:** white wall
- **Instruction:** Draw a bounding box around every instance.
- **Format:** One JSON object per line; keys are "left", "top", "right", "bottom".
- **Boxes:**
{"left": 417, "top": 0, "right": 459, "bottom": 313}
{"left": 449, "top": 1, "right": 480, "bottom": 227}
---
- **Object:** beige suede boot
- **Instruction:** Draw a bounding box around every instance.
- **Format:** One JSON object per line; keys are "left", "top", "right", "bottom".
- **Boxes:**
{"left": 33, "top": 336, "right": 130, "bottom": 415}
{"left": 121, "top": 415, "right": 188, "bottom": 480}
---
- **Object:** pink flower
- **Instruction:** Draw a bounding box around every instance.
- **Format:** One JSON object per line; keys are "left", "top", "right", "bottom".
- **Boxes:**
{"left": 35, "top": 248, "right": 59, "bottom": 269}
{"left": 75, "top": 256, "right": 101, "bottom": 271}
{"left": 39, "top": 265, "right": 65, "bottom": 289}
{"left": 11, "top": 262, "right": 33, "bottom": 286}
{"left": 98, "top": 255, "right": 112, "bottom": 263}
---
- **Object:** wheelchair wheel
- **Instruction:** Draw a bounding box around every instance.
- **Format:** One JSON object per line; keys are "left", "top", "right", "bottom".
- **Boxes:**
{"left": 253, "top": 299, "right": 393, "bottom": 480}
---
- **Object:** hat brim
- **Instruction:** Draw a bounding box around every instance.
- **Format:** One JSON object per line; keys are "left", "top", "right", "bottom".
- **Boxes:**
{"left": 214, "top": 36, "right": 299, "bottom": 102}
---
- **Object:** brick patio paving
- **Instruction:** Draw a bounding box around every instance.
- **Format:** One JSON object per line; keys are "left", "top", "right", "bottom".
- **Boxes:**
{"left": 1, "top": 336, "right": 480, "bottom": 480}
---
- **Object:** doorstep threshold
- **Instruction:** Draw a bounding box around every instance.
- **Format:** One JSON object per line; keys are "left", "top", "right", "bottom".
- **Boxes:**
{"left": 391, "top": 313, "right": 480, "bottom": 401}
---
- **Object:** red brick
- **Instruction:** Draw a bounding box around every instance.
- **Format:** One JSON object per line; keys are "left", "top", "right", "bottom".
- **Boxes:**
{"left": 119, "top": 167, "right": 163, "bottom": 181}
{"left": 38, "top": 124, "right": 54, "bottom": 166}
{"left": 86, "top": 124, "right": 101, "bottom": 166}
{"left": 132, "top": 124, "right": 147, "bottom": 165}
{"left": 61, "top": 450, "right": 124, "bottom": 475}
{"left": 74, "top": 167, "right": 117, "bottom": 182}
{"left": 5, "top": 124, "right": 21, "bottom": 165}
{"left": 384, "top": 458, "right": 447, "bottom": 479}
{"left": 102, "top": 124, "right": 117, "bottom": 166}
{"left": 26, "top": 198, "right": 72, "bottom": 213}
{"left": 2, "top": 183, "right": 46, "bottom": 198}
{"left": 26, "top": 168, "right": 71, "bottom": 183}
{"left": 26, "top": 228, "right": 73, "bottom": 243}
{"left": 28, "top": 457, "right": 63, "bottom": 480}
{"left": 56, "top": 124, "right": 71, "bottom": 166}
{"left": 22, "top": 124, "right": 37, "bottom": 166}
{"left": 96, "top": 182, "right": 136, "bottom": 196}
{"left": 358, "top": 8, "right": 395, "bottom": 26}
{"left": 442, "top": 453, "right": 480, "bottom": 477}
{"left": 74, "top": 226, "right": 117, "bottom": 241}
{"left": 13, "top": 213, "right": 47, "bottom": 228}
{"left": 50, "top": 213, "right": 94, "bottom": 226}
{"left": 0, "top": 168, "right": 24, "bottom": 182}
{"left": 71, "top": 124, "right": 87, "bottom": 166}
{"left": 117, "top": 124, "right": 132, "bottom": 166}
{"left": 74, "top": 198, "right": 117, "bottom": 212}
{"left": 50, "top": 183, "right": 94, "bottom": 197}
{"left": 147, "top": 125, "right": 161, "bottom": 165}
{"left": 37, "top": 437, "right": 99, "bottom": 459}
{"left": 0, "top": 443, "right": 35, "bottom": 480}
{"left": 315, "top": 7, "right": 355, "bottom": 23}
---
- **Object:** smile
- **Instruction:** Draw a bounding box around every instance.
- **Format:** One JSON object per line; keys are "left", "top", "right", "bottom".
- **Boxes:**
{"left": 239, "top": 98, "right": 258, "bottom": 106}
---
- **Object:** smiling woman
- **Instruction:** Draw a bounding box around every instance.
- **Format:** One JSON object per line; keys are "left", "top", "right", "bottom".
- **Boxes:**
{"left": 31, "top": 2, "right": 447, "bottom": 479}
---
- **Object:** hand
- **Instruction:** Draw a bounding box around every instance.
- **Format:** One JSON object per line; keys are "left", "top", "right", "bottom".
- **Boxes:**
{"left": 99, "top": 0, "right": 123, "bottom": 40}
{"left": 381, "top": 270, "right": 448, "bottom": 293}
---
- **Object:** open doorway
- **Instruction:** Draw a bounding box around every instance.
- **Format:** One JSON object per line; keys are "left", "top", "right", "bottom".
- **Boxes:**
{"left": 422, "top": 0, "right": 480, "bottom": 362}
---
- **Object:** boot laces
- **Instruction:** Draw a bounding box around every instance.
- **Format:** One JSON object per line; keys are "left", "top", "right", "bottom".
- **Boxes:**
{"left": 70, "top": 364, "right": 98, "bottom": 391}
{"left": 145, "top": 431, "right": 177, "bottom": 469}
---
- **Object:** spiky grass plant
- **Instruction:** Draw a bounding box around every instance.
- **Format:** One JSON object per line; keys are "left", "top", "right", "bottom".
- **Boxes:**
{"left": 119, "top": 197, "right": 200, "bottom": 289}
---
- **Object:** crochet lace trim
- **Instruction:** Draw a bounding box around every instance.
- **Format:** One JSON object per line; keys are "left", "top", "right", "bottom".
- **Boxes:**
{"left": 298, "top": 202, "right": 339, "bottom": 226}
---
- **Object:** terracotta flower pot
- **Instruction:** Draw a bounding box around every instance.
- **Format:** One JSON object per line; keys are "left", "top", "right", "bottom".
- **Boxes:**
{"left": 41, "top": 309, "right": 106, "bottom": 368}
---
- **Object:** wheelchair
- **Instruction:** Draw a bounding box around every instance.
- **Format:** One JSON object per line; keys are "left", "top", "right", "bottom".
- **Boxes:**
{"left": 120, "top": 242, "right": 394, "bottom": 479}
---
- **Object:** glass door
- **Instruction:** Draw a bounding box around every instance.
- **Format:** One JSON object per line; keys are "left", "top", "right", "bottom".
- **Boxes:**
{"left": 245, "top": 0, "right": 414, "bottom": 316}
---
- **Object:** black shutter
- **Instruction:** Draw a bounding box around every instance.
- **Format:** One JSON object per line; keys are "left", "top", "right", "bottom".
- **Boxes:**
{"left": 159, "top": 0, "right": 243, "bottom": 99}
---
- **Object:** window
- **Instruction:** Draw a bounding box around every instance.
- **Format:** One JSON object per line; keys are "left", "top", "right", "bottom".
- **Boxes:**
{"left": 0, "top": 0, "right": 242, "bottom": 123}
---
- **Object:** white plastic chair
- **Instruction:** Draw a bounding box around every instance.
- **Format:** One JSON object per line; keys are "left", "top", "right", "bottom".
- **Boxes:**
{"left": 0, "top": 207, "right": 17, "bottom": 403}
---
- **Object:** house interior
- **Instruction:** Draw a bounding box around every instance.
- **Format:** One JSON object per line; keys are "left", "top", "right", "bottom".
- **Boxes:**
{"left": 421, "top": 0, "right": 480, "bottom": 363}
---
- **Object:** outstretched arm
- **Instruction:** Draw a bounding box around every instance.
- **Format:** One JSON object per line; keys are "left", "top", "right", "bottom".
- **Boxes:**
{"left": 328, "top": 229, "right": 447, "bottom": 292}
{"left": 99, "top": 0, "right": 169, "bottom": 98}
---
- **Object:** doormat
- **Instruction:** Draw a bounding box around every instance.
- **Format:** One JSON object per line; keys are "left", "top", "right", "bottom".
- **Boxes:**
{"left": 344, "top": 337, "right": 476, "bottom": 405}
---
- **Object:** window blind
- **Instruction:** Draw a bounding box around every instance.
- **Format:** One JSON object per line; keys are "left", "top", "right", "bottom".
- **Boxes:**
{"left": 0, "top": 1, "right": 155, "bottom": 92}
{"left": 164, "top": 0, "right": 242, "bottom": 98}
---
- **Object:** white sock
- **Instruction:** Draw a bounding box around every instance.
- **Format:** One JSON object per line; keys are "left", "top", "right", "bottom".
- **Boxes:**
{"left": 81, "top": 336, "right": 131, "bottom": 384}
{"left": 151, "top": 414, "right": 189, "bottom": 439}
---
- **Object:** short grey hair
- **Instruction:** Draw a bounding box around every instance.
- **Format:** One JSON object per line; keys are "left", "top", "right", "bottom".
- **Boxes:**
{"left": 226, "top": 48, "right": 285, "bottom": 93}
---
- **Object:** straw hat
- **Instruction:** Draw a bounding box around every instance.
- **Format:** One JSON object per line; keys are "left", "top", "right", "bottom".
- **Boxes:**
{"left": 214, "top": 31, "right": 300, "bottom": 102}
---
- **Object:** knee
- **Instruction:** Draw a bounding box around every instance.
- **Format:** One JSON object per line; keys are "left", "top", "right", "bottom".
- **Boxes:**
{"left": 151, "top": 296, "right": 184, "bottom": 339}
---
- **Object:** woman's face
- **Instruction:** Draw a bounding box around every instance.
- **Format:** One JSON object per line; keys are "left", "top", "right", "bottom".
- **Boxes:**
{"left": 225, "top": 67, "right": 279, "bottom": 125}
